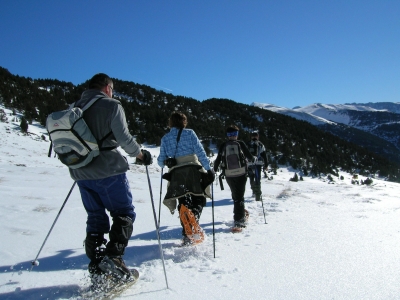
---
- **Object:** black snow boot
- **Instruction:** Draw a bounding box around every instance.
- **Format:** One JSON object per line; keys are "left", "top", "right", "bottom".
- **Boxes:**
{"left": 98, "top": 216, "right": 133, "bottom": 279}
{"left": 84, "top": 232, "right": 107, "bottom": 275}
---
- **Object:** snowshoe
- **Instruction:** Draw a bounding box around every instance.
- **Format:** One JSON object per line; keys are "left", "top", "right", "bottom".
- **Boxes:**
{"left": 83, "top": 268, "right": 139, "bottom": 300}
{"left": 231, "top": 209, "right": 250, "bottom": 233}
{"left": 231, "top": 227, "right": 243, "bottom": 233}
{"left": 179, "top": 205, "right": 204, "bottom": 245}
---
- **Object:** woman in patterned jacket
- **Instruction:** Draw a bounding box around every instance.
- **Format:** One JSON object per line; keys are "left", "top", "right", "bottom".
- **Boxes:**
{"left": 157, "top": 112, "right": 215, "bottom": 245}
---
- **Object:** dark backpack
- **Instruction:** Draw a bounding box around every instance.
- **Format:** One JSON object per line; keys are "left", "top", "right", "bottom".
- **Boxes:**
{"left": 221, "top": 141, "right": 247, "bottom": 177}
{"left": 248, "top": 141, "right": 260, "bottom": 157}
{"left": 248, "top": 140, "right": 266, "bottom": 166}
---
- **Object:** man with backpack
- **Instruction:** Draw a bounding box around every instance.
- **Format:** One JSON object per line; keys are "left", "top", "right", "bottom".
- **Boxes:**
{"left": 213, "top": 125, "right": 256, "bottom": 230}
{"left": 246, "top": 131, "right": 268, "bottom": 201}
{"left": 66, "top": 73, "right": 152, "bottom": 280}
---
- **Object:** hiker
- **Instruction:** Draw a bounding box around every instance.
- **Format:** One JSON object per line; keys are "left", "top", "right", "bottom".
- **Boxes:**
{"left": 68, "top": 73, "right": 152, "bottom": 278}
{"left": 213, "top": 125, "right": 256, "bottom": 229}
{"left": 246, "top": 131, "right": 268, "bottom": 201}
{"left": 157, "top": 111, "right": 215, "bottom": 245}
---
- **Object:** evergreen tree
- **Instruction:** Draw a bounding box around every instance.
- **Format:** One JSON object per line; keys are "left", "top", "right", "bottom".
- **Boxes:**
{"left": 20, "top": 117, "right": 28, "bottom": 133}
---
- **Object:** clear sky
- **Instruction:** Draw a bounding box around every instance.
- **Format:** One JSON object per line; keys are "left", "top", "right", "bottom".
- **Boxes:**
{"left": 1, "top": 0, "right": 399, "bottom": 108}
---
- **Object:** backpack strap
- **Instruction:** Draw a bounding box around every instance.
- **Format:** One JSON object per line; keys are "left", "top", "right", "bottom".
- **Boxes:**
{"left": 79, "top": 96, "right": 116, "bottom": 152}
{"left": 74, "top": 96, "right": 105, "bottom": 111}
{"left": 173, "top": 128, "right": 183, "bottom": 158}
{"left": 176, "top": 128, "right": 183, "bottom": 143}
{"left": 98, "top": 131, "right": 116, "bottom": 151}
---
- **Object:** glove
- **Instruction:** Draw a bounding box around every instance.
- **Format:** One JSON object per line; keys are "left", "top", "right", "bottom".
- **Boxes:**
{"left": 207, "top": 169, "right": 215, "bottom": 182}
{"left": 136, "top": 149, "right": 153, "bottom": 165}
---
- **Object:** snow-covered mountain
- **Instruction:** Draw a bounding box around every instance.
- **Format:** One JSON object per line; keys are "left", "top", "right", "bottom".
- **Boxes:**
{"left": 253, "top": 102, "right": 400, "bottom": 162}
{"left": 252, "top": 103, "right": 336, "bottom": 126}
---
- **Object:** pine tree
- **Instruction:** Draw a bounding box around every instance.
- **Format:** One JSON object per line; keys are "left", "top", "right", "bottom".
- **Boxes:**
{"left": 20, "top": 117, "right": 28, "bottom": 133}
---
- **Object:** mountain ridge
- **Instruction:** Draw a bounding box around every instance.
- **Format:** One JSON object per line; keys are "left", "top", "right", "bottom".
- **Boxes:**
{"left": 253, "top": 101, "right": 400, "bottom": 164}
{"left": 1, "top": 66, "right": 400, "bottom": 182}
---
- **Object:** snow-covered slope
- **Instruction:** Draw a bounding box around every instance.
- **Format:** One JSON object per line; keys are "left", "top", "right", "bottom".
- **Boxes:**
{"left": 1, "top": 104, "right": 400, "bottom": 299}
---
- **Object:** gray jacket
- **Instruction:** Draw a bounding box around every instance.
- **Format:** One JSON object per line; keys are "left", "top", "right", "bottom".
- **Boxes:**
{"left": 69, "top": 89, "right": 141, "bottom": 180}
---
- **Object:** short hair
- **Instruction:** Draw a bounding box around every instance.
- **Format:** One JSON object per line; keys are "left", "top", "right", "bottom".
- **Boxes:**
{"left": 89, "top": 73, "right": 113, "bottom": 90}
{"left": 226, "top": 124, "right": 239, "bottom": 133}
{"left": 168, "top": 111, "right": 188, "bottom": 129}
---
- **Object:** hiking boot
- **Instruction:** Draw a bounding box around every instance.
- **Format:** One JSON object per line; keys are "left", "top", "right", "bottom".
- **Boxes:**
{"left": 98, "top": 256, "right": 131, "bottom": 279}
{"left": 88, "top": 260, "right": 105, "bottom": 275}
{"left": 234, "top": 220, "right": 246, "bottom": 228}
{"left": 181, "top": 236, "right": 193, "bottom": 247}
{"left": 84, "top": 233, "right": 107, "bottom": 275}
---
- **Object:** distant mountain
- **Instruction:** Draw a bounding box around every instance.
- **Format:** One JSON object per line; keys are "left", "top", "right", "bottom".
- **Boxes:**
{"left": 253, "top": 102, "right": 400, "bottom": 163}
{"left": 344, "top": 102, "right": 400, "bottom": 114}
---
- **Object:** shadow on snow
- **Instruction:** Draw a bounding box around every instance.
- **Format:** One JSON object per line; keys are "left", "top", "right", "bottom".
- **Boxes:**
{"left": 0, "top": 221, "right": 225, "bottom": 274}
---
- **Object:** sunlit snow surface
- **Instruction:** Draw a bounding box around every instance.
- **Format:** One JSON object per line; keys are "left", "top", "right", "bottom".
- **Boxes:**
{"left": 1, "top": 105, "right": 399, "bottom": 299}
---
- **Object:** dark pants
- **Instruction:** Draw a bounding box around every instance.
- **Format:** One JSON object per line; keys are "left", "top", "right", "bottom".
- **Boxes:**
{"left": 77, "top": 173, "right": 135, "bottom": 233}
{"left": 78, "top": 173, "right": 135, "bottom": 258}
{"left": 226, "top": 175, "right": 247, "bottom": 222}
{"left": 249, "top": 165, "right": 262, "bottom": 187}
{"left": 178, "top": 194, "right": 206, "bottom": 236}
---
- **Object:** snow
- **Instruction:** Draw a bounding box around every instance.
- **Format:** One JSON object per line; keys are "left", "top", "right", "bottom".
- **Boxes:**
{"left": 251, "top": 102, "right": 336, "bottom": 126}
{"left": 1, "top": 105, "right": 400, "bottom": 299}
{"left": 252, "top": 102, "right": 400, "bottom": 128}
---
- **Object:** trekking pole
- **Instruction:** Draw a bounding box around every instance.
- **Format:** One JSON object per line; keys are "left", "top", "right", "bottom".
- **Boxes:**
{"left": 260, "top": 195, "right": 267, "bottom": 224}
{"left": 30, "top": 181, "right": 77, "bottom": 271}
{"left": 158, "top": 167, "right": 164, "bottom": 228}
{"left": 211, "top": 182, "right": 216, "bottom": 258}
{"left": 145, "top": 166, "right": 169, "bottom": 289}
{"left": 255, "top": 167, "right": 267, "bottom": 224}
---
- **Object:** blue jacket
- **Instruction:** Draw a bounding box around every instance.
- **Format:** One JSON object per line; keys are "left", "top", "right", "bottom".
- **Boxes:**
{"left": 157, "top": 127, "right": 211, "bottom": 170}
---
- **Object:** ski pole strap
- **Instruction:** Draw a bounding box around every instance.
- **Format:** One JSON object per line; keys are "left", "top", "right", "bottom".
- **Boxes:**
{"left": 48, "top": 141, "right": 53, "bottom": 158}
{"left": 219, "top": 174, "right": 224, "bottom": 190}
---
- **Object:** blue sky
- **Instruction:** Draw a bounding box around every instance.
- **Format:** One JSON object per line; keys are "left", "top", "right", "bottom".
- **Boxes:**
{"left": 1, "top": 0, "right": 399, "bottom": 108}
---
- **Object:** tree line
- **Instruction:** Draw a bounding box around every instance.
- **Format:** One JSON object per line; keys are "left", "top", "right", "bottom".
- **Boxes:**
{"left": 1, "top": 66, "right": 399, "bottom": 182}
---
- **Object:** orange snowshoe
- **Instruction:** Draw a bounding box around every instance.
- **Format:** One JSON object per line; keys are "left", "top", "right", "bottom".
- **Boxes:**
{"left": 180, "top": 205, "right": 205, "bottom": 245}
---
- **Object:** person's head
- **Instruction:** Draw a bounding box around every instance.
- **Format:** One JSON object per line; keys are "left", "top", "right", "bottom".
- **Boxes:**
{"left": 168, "top": 111, "right": 188, "bottom": 129}
{"left": 251, "top": 131, "right": 259, "bottom": 141}
{"left": 88, "top": 73, "right": 114, "bottom": 98}
{"left": 226, "top": 125, "right": 239, "bottom": 140}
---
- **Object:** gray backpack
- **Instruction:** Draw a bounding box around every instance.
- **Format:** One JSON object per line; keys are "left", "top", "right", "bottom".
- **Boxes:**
{"left": 46, "top": 97, "right": 113, "bottom": 169}
{"left": 221, "top": 141, "right": 247, "bottom": 177}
